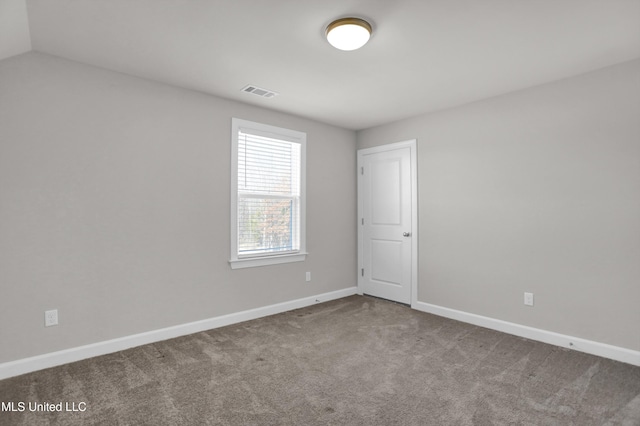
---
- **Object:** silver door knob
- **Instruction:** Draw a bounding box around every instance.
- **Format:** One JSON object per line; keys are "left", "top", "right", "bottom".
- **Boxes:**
{"left": 403, "top": 232, "right": 411, "bottom": 237}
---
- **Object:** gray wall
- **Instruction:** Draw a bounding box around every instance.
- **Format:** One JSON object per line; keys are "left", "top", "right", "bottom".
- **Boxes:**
{"left": 0, "top": 0, "right": 31, "bottom": 61}
{"left": 1, "top": 50, "right": 637, "bottom": 364}
{"left": 0, "top": 52, "right": 357, "bottom": 363}
{"left": 358, "top": 59, "right": 640, "bottom": 351}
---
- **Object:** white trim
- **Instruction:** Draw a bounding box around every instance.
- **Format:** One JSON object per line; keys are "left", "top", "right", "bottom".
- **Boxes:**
{"left": 414, "top": 301, "right": 640, "bottom": 367}
{"left": 229, "top": 252, "right": 307, "bottom": 269}
{"left": 0, "top": 287, "right": 357, "bottom": 380}
{"left": 230, "top": 118, "right": 307, "bottom": 268}
{"left": 357, "top": 140, "right": 418, "bottom": 306}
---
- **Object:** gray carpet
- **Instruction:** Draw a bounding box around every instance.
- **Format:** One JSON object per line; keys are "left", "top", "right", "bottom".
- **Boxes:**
{"left": 1, "top": 295, "right": 639, "bottom": 425}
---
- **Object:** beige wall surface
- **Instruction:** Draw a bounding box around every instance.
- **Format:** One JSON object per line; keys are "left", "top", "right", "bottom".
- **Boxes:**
{"left": 358, "top": 59, "right": 640, "bottom": 351}
{"left": 0, "top": 52, "right": 357, "bottom": 363}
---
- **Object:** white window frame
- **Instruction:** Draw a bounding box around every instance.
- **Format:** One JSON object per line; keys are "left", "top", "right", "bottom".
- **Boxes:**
{"left": 229, "top": 118, "right": 307, "bottom": 269}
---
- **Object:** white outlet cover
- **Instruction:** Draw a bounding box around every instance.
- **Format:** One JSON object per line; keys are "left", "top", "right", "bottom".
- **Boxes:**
{"left": 524, "top": 292, "right": 534, "bottom": 306}
{"left": 45, "top": 309, "right": 58, "bottom": 327}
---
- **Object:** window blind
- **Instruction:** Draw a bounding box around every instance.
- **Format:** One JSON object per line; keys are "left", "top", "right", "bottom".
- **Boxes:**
{"left": 237, "top": 131, "right": 301, "bottom": 255}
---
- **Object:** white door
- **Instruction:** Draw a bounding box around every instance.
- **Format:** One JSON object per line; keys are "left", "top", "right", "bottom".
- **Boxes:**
{"left": 358, "top": 140, "right": 416, "bottom": 305}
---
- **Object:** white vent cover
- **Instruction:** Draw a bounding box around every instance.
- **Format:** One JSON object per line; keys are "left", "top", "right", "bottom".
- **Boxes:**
{"left": 241, "top": 85, "right": 278, "bottom": 99}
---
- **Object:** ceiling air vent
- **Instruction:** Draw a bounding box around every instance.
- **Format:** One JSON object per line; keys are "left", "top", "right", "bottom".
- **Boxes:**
{"left": 241, "top": 85, "right": 278, "bottom": 99}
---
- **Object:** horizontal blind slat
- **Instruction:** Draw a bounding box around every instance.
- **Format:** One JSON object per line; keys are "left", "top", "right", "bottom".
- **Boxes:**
{"left": 237, "top": 130, "right": 301, "bottom": 254}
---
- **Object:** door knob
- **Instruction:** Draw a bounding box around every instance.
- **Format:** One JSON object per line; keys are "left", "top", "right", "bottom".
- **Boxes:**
{"left": 403, "top": 232, "right": 411, "bottom": 237}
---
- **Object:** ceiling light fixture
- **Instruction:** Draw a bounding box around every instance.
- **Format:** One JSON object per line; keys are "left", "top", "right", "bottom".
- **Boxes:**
{"left": 325, "top": 17, "right": 372, "bottom": 51}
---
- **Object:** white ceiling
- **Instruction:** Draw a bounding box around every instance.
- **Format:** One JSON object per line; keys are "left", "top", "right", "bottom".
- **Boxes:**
{"left": 13, "top": 0, "right": 640, "bottom": 130}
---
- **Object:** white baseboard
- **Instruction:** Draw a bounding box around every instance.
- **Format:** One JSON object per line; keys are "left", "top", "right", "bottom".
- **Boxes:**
{"left": 0, "top": 287, "right": 358, "bottom": 380}
{"left": 413, "top": 301, "right": 640, "bottom": 367}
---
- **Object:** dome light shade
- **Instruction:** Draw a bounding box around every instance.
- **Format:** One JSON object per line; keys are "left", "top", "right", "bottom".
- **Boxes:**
{"left": 326, "top": 18, "right": 372, "bottom": 51}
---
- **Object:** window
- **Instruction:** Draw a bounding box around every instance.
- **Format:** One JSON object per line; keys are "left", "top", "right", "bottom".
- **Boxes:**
{"left": 230, "top": 118, "right": 306, "bottom": 269}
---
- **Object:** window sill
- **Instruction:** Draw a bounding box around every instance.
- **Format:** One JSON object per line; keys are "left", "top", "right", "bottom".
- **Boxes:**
{"left": 229, "top": 253, "right": 307, "bottom": 269}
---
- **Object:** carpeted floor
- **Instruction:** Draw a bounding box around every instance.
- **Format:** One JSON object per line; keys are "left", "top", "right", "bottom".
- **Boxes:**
{"left": 1, "top": 295, "right": 639, "bottom": 425}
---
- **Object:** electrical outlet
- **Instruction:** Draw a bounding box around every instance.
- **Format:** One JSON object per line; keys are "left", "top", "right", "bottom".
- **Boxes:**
{"left": 524, "top": 292, "right": 534, "bottom": 307}
{"left": 306, "top": 272, "right": 311, "bottom": 282}
{"left": 45, "top": 309, "right": 58, "bottom": 327}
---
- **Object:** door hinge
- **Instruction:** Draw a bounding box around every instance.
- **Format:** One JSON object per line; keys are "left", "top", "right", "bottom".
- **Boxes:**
{"left": 361, "top": 268, "right": 364, "bottom": 277}
{"left": 361, "top": 218, "right": 364, "bottom": 225}
{"left": 361, "top": 167, "right": 364, "bottom": 175}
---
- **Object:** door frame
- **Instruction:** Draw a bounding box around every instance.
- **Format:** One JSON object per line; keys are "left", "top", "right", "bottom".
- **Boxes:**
{"left": 357, "top": 139, "right": 418, "bottom": 308}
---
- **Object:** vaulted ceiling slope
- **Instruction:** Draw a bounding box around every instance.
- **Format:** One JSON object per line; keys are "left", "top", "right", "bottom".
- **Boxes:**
{"left": 4, "top": 0, "right": 640, "bottom": 130}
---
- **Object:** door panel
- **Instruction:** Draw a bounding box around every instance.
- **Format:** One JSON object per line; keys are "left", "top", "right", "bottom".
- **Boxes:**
{"left": 371, "top": 239, "right": 403, "bottom": 284}
{"left": 371, "top": 159, "right": 401, "bottom": 225}
{"left": 360, "top": 145, "right": 413, "bottom": 304}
